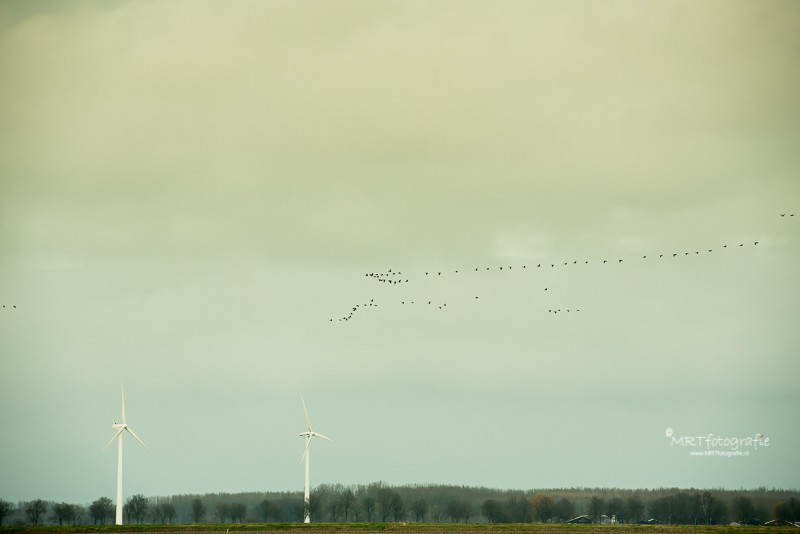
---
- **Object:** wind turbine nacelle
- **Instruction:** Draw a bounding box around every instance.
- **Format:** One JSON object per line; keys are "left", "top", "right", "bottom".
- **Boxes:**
{"left": 112, "top": 423, "right": 126, "bottom": 429}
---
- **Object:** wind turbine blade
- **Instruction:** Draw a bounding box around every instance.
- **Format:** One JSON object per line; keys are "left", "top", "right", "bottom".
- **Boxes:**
{"left": 103, "top": 428, "right": 124, "bottom": 450}
{"left": 126, "top": 427, "right": 149, "bottom": 450}
{"left": 300, "top": 436, "right": 311, "bottom": 464}
{"left": 300, "top": 394, "right": 312, "bottom": 432}
{"left": 121, "top": 383, "right": 127, "bottom": 425}
{"left": 313, "top": 432, "right": 333, "bottom": 442}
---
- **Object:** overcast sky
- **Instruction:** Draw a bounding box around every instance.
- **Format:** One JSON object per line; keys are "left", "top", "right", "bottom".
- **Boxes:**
{"left": 1, "top": 0, "right": 799, "bottom": 506}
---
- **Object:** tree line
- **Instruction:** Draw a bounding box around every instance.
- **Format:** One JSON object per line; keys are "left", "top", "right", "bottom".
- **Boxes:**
{"left": 1, "top": 484, "right": 798, "bottom": 526}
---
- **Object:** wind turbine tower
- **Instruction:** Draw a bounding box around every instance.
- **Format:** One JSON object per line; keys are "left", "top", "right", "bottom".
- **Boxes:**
{"left": 299, "top": 395, "right": 332, "bottom": 523}
{"left": 103, "top": 384, "right": 148, "bottom": 525}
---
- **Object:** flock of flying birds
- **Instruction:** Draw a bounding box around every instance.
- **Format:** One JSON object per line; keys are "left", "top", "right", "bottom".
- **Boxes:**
{"left": 328, "top": 215, "right": 795, "bottom": 324}
{"left": 330, "top": 240, "right": 766, "bottom": 322}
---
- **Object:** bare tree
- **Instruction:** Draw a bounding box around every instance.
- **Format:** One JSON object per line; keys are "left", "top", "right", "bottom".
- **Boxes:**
{"left": 588, "top": 496, "right": 604, "bottom": 523}
{"left": 162, "top": 502, "right": 175, "bottom": 524}
{"left": 152, "top": 500, "right": 176, "bottom": 524}
{"left": 376, "top": 488, "right": 396, "bottom": 522}
{"left": 411, "top": 498, "right": 428, "bottom": 522}
{"left": 529, "top": 494, "right": 554, "bottom": 523}
{"left": 732, "top": 495, "right": 756, "bottom": 524}
{"left": 507, "top": 494, "right": 531, "bottom": 522}
{"left": 229, "top": 503, "right": 246, "bottom": 523}
{"left": 190, "top": 498, "right": 205, "bottom": 523}
{"left": 361, "top": 496, "right": 375, "bottom": 522}
{"left": 89, "top": 497, "right": 113, "bottom": 525}
{"left": 72, "top": 505, "right": 85, "bottom": 525}
{"left": 339, "top": 489, "right": 356, "bottom": 522}
{"left": 446, "top": 499, "right": 472, "bottom": 523}
{"left": 258, "top": 498, "right": 281, "bottom": 522}
{"left": 214, "top": 503, "right": 231, "bottom": 523}
{"left": 626, "top": 497, "right": 644, "bottom": 523}
{"left": 389, "top": 491, "right": 405, "bottom": 522}
{"left": 482, "top": 499, "right": 508, "bottom": 523}
{"left": 52, "top": 503, "right": 73, "bottom": 525}
{"left": 24, "top": 499, "right": 47, "bottom": 526}
{"left": 125, "top": 494, "right": 148, "bottom": 524}
{"left": 0, "top": 499, "right": 14, "bottom": 526}
{"left": 553, "top": 498, "right": 574, "bottom": 522}
{"left": 606, "top": 497, "right": 624, "bottom": 523}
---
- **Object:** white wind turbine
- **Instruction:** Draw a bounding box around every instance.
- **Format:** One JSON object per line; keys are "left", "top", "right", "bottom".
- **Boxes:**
{"left": 103, "top": 384, "right": 148, "bottom": 525}
{"left": 299, "top": 395, "right": 332, "bottom": 523}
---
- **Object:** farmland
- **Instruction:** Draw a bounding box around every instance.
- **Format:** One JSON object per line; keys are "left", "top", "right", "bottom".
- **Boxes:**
{"left": 1, "top": 523, "right": 796, "bottom": 534}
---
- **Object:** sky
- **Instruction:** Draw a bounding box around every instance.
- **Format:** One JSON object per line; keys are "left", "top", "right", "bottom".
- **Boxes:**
{"left": 1, "top": 0, "right": 799, "bottom": 506}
